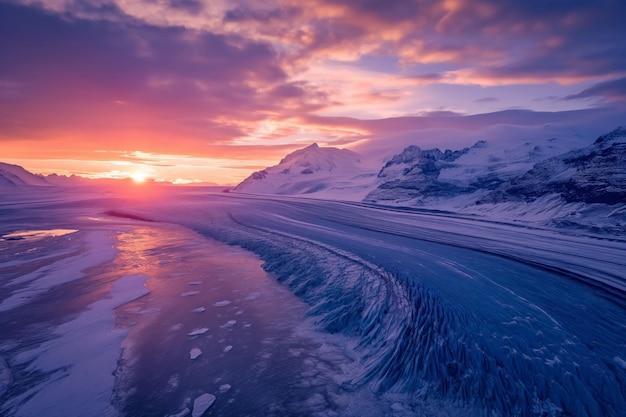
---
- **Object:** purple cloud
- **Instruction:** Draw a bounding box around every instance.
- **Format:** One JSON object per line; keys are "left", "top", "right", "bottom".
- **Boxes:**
{"left": 563, "top": 77, "right": 626, "bottom": 103}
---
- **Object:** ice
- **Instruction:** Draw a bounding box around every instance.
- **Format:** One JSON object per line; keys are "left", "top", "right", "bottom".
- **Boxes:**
{"left": 219, "top": 384, "right": 231, "bottom": 393}
{"left": 214, "top": 300, "right": 231, "bottom": 307}
{"left": 0, "top": 357, "right": 12, "bottom": 396}
{"left": 190, "top": 348, "right": 203, "bottom": 360}
{"left": 187, "top": 327, "right": 209, "bottom": 337}
{"left": 1, "top": 274, "right": 149, "bottom": 417}
{"left": 223, "top": 345, "right": 233, "bottom": 353}
{"left": 1, "top": 229, "right": 77, "bottom": 240}
{"left": 0, "top": 231, "right": 118, "bottom": 312}
{"left": 181, "top": 291, "right": 200, "bottom": 297}
{"left": 167, "top": 408, "right": 190, "bottom": 417}
{"left": 614, "top": 357, "right": 626, "bottom": 370}
{"left": 192, "top": 393, "right": 216, "bottom": 417}
{"left": 244, "top": 292, "right": 261, "bottom": 300}
{"left": 192, "top": 307, "right": 206, "bottom": 313}
{"left": 221, "top": 320, "right": 236, "bottom": 328}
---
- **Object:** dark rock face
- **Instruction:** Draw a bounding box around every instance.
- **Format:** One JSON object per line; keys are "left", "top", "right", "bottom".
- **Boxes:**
{"left": 481, "top": 127, "right": 626, "bottom": 205}
{"left": 367, "top": 127, "right": 626, "bottom": 206}
{"left": 366, "top": 144, "right": 474, "bottom": 201}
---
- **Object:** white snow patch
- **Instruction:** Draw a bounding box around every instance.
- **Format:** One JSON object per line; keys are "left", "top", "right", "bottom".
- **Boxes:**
{"left": 214, "top": 300, "right": 231, "bottom": 307}
{"left": 223, "top": 345, "right": 233, "bottom": 353}
{"left": 219, "top": 384, "right": 231, "bottom": 393}
{"left": 192, "top": 307, "right": 206, "bottom": 313}
{"left": 181, "top": 291, "right": 200, "bottom": 297}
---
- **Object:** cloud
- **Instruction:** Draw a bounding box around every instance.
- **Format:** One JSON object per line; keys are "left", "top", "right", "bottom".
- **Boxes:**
{"left": 475, "top": 97, "right": 499, "bottom": 103}
{"left": 563, "top": 77, "right": 626, "bottom": 103}
{"left": 0, "top": 2, "right": 334, "bottom": 150}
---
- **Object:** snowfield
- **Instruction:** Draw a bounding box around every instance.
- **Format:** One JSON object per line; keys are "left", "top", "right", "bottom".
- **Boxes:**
{"left": 1, "top": 184, "right": 625, "bottom": 416}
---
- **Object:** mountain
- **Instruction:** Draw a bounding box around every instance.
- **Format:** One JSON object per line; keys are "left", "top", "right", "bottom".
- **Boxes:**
{"left": 0, "top": 162, "right": 51, "bottom": 189}
{"left": 235, "top": 127, "right": 625, "bottom": 231}
{"left": 480, "top": 126, "right": 626, "bottom": 205}
{"left": 233, "top": 143, "right": 376, "bottom": 199}
{"left": 364, "top": 134, "right": 593, "bottom": 205}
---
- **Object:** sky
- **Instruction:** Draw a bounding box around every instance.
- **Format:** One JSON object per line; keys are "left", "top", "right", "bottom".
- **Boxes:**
{"left": 1, "top": 0, "right": 625, "bottom": 184}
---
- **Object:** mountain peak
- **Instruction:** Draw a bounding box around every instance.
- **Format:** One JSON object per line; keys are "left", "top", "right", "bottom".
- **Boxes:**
{"left": 594, "top": 126, "right": 626, "bottom": 146}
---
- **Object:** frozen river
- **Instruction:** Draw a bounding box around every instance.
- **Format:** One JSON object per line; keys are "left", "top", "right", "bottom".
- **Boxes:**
{"left": 1, "top": 188, "right": 625, "bottom": 416}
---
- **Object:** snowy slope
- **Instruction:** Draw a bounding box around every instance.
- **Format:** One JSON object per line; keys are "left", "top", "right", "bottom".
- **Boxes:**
{"left": 233, "top": 143, "right": 377, "bottom": 200}
{"left": 0, "top": 162, "right": 51, "bottom": 189}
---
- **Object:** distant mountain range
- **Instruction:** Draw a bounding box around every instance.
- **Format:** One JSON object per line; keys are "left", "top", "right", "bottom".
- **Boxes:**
{"left": 234, "top": 127, "right": 626, "bottom": 231}
{"left": 3, "top": 127, "right": 624, "bottom": 230}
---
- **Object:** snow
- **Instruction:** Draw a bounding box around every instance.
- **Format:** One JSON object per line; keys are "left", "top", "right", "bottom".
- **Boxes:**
{"left": 218, "top": 384, "right": 231, "bottom": 393}
{"left": 181, "top": 291, "right": 200, "bottom": 297}
{"left": 233, "top": 143, "right": 377, "bottom": 200}
{"left": 223, "top": 345, "right": 233, "bottom": 353}
{"left": 192, "top": 307, "right": 206, "bottom": 313}
{"left": 0, "top": 162, "right": 52, "bottom": 188}
{"left": 214, "top": 300, "right": 231, "bottom": 307}
{"left": 192, "top": 393, "right": 216, "bottom": 417}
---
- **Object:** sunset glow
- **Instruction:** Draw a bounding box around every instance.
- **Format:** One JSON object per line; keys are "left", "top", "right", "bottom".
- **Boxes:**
{"left": 131, "top": 172, "right": 147, "bottom": 184}
{"left": 1, "top": 0, "right": 624, "bottom": 183}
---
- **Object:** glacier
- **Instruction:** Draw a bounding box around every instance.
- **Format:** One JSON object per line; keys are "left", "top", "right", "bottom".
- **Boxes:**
{"left": 114, "top": 191, "right": 626, "bottom": 417}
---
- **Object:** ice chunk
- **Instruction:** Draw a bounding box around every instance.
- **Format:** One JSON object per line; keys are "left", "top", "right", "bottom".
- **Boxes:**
{"left": 192, "top": 393, "right": 216, "bottom": 417}
{"left": 214, "top": 300, "right": 231, "bottom": 307}
{"left": 192, "top": 307, "right": 206, "bottom": 313}
{"left": 223, "top": 345, "right": 233, "bottom": 353}
{"left": 244, "top": 292, "right": 261, "bottom": 301}
{"left": 614, "top": 356, "right": 626, "bottom": 369}
{"left": 190, "top": 348, "right": 203, "bottom": 360}
{"left": 187, "top": 327, "right": 209, "bottom": 337}
{"left": 219, "top": 384, "right": 231, "bottom": 393}
{"left": 167, "top": 408, "right": 190, "bottom": 417}
{"left": 181, "top": 291, "right": 200, "bottom": 297}
{"left": 221, "top": 320, "right": 236, "bottom": 328}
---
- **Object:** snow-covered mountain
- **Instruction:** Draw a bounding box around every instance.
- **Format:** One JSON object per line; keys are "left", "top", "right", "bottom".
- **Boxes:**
{"left": 235, "top": 127, "right": 625, "bottom": 230}
{"left": 0, "top": 162, "right": 51, "bottom": 189}
{"left": 233, "top": 143, "right": 377, "bottom": 199}
{"left": 480, "top": 126, "right": 626, "bottom": 205}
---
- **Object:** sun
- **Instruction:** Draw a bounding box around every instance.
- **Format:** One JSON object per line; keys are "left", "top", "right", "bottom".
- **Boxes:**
{"left": 131, "top": 172, "right": 147, "bottom": 183}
